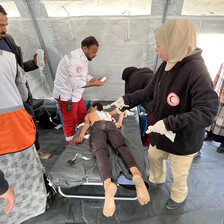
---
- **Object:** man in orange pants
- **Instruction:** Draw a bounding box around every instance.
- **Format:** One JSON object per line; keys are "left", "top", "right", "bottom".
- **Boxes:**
{"left": 53, "top": 36, "right": 105, "bottom": 146}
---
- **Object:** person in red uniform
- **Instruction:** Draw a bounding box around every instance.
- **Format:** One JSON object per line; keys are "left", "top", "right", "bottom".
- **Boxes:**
{"left": 53, "top": 36, "right": 105, "bottom": 146}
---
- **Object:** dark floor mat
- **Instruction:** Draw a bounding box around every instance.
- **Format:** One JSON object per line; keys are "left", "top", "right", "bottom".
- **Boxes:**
{"left": 23, "top": 128, "right": 224, "bottom": 224}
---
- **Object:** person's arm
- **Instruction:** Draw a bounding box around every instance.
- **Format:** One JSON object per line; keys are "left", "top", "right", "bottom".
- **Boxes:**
{"left": 23, "top": 60, "right": 38, "bottom": 72}
{"left": 23, "top": 52, "right": 47, "bottom": 72}
{"left": 109, "top": 109, "right": 118, "bottom": 116}
{"left": 23, "top": 52, "right": 39, "bottom": 72}
{"left": 68, "top": 57, "right": 104, "bottom": 89}
{"left": 4, "top": 34, "right": 38, "bottom": 72}
{"left": 0, "top": 170, "right": 15, "bottom": 215}
{"left": 89, "top": 77, "right": 96, "bottom": 82}
{"left": 112, "top": 71, "right": 157, "bottom": 111}
{"left": 109, "top": 109, "right": 124, "bottom": 128}
{"left": 74, "top": 115, "right": 90, "bottom": 146}
{"left": 112, "top": 79, "right": 155, "bottom": 112}
{"left": 116, "top": 112, "right": 124, "bottom": 129}
{"left": 83, "top": 79, "right": 104, "bottom": 88}
{"left": 15, "top": 66, "right": 28, "bottom": 102}
{"left": 83, "top": 76, "right": 105, "bottom": 88}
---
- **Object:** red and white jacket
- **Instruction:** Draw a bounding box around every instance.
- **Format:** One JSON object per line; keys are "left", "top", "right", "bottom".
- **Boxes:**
{"left": 53, "top": 48, "right": 93, "bottom": 102}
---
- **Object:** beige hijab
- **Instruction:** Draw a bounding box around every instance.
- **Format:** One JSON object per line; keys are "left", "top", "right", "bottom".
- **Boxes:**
{"left": 154, "top": 19, "right": 197, "bottom": 71}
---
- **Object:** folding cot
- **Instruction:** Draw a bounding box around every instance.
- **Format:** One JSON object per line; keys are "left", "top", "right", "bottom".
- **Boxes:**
{"left": 49, "top": 102, "right": 149, "bottom": 200}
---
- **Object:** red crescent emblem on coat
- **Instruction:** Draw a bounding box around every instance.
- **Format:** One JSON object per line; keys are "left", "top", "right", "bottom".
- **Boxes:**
{"left": 75, "top": 66, "right": 82, "bottom": 73}
{"left": 167, "top": 92, "right": 180, "bottom": 106}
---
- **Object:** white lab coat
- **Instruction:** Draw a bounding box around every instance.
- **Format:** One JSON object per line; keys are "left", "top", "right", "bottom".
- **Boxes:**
{"left": 53, "top": 48, "right": 93, "bottom": 102}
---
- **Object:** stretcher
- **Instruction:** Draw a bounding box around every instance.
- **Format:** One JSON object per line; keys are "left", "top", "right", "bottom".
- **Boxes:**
{"left": 49, "top": 102, "right": 149, "bottom": 200}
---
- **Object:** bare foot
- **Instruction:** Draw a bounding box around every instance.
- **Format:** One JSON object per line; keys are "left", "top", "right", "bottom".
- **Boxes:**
{"left": 133, "top": 175, "right": 150, "bottom": 205}
{"left": 103, "top": 182, "right": 117, "bottom": 217}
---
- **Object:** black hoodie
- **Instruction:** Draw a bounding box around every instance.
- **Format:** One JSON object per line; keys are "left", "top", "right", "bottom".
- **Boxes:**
{"left": 123, "top": 49, "right": 218, "bottom": 155}
{"left": 122, "top": 67, "right": 154, "bottom": 114}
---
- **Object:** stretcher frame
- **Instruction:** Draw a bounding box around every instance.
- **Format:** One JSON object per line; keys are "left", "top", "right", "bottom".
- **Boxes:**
{"left": 50, "top": 105, "right": 148, "bottom": 201}
{"left": 58, "top": 180, "right": 137, "bottom": 200}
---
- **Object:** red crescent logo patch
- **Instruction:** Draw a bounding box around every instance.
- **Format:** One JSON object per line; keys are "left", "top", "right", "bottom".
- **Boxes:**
{"left": 75, "top": 66, "right": 82, "bottom": 73}
{"left": 167, "top": 92, "right": 180, "bottom": 107}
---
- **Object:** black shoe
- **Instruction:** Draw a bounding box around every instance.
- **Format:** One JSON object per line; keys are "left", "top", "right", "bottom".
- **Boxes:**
{"left": 204, "top": 134, "right": 214, "bottom": 141}
{"left": 46, "top": 186, "right": 57, "bottom": 210}
{"left": 217, "top": 145, "right": 224, "bottom": 153}
{"left": 193, "top": 151, "right": 201, "bottom": 158}
{"left": 165, "top": 198, "right": 183, "bottom": 210}
{"left": 46, "top": 194, "right": 53, "bottom": 210}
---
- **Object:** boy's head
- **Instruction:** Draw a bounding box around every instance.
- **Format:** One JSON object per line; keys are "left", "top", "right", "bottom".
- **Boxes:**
{"left": 91, "top": 102, "right": 103, "bottom": 112}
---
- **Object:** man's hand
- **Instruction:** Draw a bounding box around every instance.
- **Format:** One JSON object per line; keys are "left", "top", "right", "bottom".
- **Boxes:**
{"left": 99, "top": 77, "right": 107, "bottom": 82}
{"left": 146, "top": 120, "right": 176, "bottom": 142}
{"left": 89, "top": 78, "right": 96, "bottom": 82}
{"left": 85, "top": 78, "right": 104, "bottom": 88}
{"left": 74, "top": 136, "right": 84, "bottom": 146}
{"left": 93, "top": 79, "right": 104, "bottom": 86}
{"left": 0, "top": 186, "right": 15, "bottom": 215}
{"left": 33, "top": 53, "right": 47, "bottom": 66}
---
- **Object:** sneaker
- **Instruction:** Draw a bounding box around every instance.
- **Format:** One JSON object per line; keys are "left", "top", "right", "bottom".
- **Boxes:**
{"left": 38, "top": 149, "right": 51, "bottom": 159}
{"left": 46, "top": 187, "right": 57, "bottom": 210}
{"left": 193, "top": 151, "right": 201, "bottom": 158}
{"left": 165, "top": 198, "right": 183, "bottom": 210}
{"left": 217, "top": 144, "right": 224, "bottom": 153}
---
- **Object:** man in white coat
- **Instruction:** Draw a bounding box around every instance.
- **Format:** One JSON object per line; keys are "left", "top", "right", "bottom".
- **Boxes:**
{"left": 53, "top": 36, "right": 105, "bottom": 146}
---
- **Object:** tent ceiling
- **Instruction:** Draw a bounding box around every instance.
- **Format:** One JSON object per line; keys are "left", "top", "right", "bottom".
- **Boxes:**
{"left": 0, "top": 0, "right": 224, "bottom": 100}
{"left": 0, "top": 1, "right": 20, "bottom": 17}
{"left": 2, "top": 0, "right": 224, "bottom": 18}
{"left": 182, "top": 0, "right": 224, "bottom": 16}
{"left": 44, "top": 0, "right": 152, "bottom": 17}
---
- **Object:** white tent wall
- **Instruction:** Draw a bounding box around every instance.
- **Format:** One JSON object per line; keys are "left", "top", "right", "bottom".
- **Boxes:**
{"left": 1, "top": 0, "right": 224, "bottom": 101}
{"left": 147, "top": 0, "right": 224, "bottom": 75}
{"left": 51, "top": 16, "right": 150, "bottom": 100}
{"left": 146, "top": 0, "right": 185, "bottom": 71}
{"left": 4, "top": 0, "right": 55, "bottom": 99}
{"left": 6, "top": 17, "right": 53, "bottom": 99}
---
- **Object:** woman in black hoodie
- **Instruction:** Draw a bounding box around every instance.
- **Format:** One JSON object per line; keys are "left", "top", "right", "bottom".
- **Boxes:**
{"left": 113, "top": 19, "right": 218, "bottom": 210}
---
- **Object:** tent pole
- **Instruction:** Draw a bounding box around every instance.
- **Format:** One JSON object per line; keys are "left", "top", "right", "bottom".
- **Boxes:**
{"left": 154, "top": 0, "right": 170, "bottom": 70}
{"left": 25, "top": 0, "right": 55, "bottom": 80}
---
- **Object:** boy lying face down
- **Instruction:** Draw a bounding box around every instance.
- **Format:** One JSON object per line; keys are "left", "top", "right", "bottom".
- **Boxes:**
{"left": 74, "top": 103, "right": 150, "bottom": 217}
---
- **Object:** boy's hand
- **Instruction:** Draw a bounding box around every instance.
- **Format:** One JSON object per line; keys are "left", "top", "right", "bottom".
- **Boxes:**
{"left": 115, "top": 122, "right": 122, "bottom": 129}
{"left": 74, "top": 136, "right": 84, "bottom": 146}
